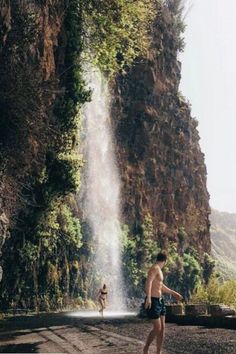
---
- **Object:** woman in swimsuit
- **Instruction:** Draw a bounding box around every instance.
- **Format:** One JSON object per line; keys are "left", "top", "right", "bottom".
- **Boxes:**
{"left": 98, "top": 283, "right": 108, "bottom": 316}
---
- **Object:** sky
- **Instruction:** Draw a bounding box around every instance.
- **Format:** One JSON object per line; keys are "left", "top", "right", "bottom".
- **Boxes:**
{"left": 179, "top": 0, "right": 236, "bottom": 213}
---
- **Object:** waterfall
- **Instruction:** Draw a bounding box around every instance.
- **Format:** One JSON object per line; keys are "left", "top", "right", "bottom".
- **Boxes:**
{"left": 81, "top": 67, "right": 125, "bottom": 309}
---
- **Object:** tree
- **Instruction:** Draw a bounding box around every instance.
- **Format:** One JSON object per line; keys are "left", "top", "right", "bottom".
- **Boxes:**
{"left": 182, "top": 253, "right": 202, "bottom": 300}
{"left": 202, "top": 253, "right": 215, "bottom": 284}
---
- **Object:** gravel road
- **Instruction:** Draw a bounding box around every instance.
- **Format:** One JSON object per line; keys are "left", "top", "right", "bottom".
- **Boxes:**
{"left": 0, "top": 312, "right": 235, "bottom": 353}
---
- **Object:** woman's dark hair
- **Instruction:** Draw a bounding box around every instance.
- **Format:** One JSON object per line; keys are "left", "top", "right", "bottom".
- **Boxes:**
{"left": 103, "top": 284, "right": 106, "bottom": 289}
{"left": 156, "top": 251, "right": 167, "bottom": 262}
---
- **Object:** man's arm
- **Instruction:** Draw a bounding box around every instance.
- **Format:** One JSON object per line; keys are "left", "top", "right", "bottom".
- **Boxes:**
{"left": 162, "top": 283, "right": 183, "bottom": 301}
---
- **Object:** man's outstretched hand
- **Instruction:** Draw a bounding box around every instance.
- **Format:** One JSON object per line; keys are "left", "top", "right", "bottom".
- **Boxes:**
{"left": 173, "top": 292, "right": 183, "bottom": 302}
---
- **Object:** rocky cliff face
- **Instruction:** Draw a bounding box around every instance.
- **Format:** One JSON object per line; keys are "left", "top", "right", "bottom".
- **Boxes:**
{"left": 0, "top": 0, "right": 65, "bottom": 263}
{"left": 0, "top": 2, "right": 211, "bottom": 261}
{"left": 0, "top": 0, "right": 211, "bottom": 307}
{"left": 0, "top": 0, "right": 90, "bottom": 309}
{"left": 113, "top": 5, "right": 211, "bottom": 256}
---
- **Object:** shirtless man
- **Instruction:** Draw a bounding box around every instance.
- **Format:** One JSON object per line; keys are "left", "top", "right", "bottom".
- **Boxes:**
{"left": 143, "top": 251, "right": 183, "bottom": 354}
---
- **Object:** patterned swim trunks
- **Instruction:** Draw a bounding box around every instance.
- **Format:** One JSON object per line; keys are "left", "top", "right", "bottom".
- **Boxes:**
{"left": 145, "top": 297, "right": 166, "bottom": 319}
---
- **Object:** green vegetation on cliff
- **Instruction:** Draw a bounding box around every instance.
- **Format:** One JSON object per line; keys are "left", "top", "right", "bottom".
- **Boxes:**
{"left": 82, "top": 0, "right": 158, "bottom": 74}
{"left": 123, "top": 216, "right": 214, "bottom": 301}
{"left": 0, "top": 0, "right": 89, "bottom": 310}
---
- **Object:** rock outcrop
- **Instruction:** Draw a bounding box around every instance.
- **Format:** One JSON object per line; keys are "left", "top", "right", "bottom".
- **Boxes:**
{"left": 113, "top": 5, "right": 210, "bottom": 256}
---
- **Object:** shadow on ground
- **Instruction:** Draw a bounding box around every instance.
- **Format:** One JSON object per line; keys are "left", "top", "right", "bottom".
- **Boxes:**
{"left": 0, "top": 342, "right": 40, "bottom": 353}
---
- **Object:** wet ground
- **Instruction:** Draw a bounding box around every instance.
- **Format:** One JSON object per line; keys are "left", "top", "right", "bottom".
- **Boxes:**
{"left": 0, "top": 311, "right": 236, "bottom": 353}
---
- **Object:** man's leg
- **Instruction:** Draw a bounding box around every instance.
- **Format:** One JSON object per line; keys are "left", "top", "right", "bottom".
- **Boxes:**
{"left": 143, "top": 318, "right": 161, "bottom": 354}
{"left": 156, "top": 316, "right": 165, "bottom": 354}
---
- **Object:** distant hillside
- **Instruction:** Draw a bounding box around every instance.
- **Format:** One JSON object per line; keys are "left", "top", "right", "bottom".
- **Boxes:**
{"left": 210, "top": 209, "right": 236, "bottom": 279}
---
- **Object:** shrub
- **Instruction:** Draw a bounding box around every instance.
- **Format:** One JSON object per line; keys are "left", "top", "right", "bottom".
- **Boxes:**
{"left": 191, "top": 276, "right": 236, "bottom": 308}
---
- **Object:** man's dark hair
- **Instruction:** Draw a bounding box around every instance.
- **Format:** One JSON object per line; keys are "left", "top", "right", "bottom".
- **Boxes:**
{"left": 156, "top": 251, "right": 167, "bottom": 262}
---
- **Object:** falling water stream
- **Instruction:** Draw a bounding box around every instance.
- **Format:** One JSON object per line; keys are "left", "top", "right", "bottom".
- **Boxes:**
{"left": 81, "top": 67, "right": 125, "bottom": 310}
